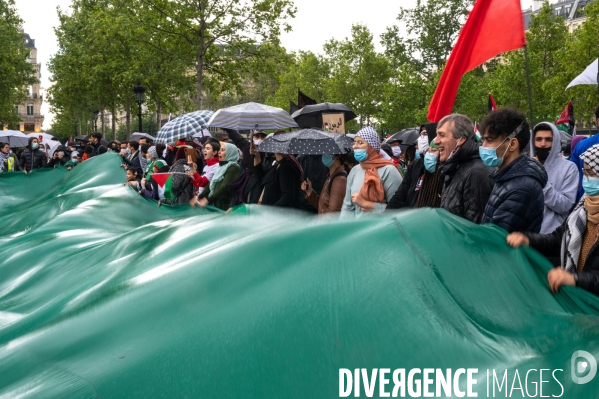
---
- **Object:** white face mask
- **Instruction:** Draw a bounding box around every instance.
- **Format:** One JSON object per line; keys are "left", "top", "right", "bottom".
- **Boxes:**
{"left": 253, "top": 138, "right": 264, "bottom": 146}
{"left": 417, "top": 135, "right": 429, "bottom": 153}
{"left": 391, "top": 146, "right": 401, "bottom": 157}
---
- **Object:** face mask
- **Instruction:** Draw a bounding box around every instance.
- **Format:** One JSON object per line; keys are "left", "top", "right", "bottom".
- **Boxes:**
{"left": 391, "top": 146, "right": 401, "bottom": 158}
{"left": 253, "top": 138, "right": 264, "bottom": 146}
{"left": 479, "top": 137, "right": 512, "bottom": 168}
{"left": 424, "top": 153, "right": 437, "bottom": 173}
{"left": 417, "top": 136, "right": 429, "bottom": 153}
{"left": 57, "top": 152, "right": 64, "bottom": 157}
{"left": 534, "top": 147, "right": 550, "bottom": 162}
{"left": 354, "top": 149, "right": 368, "bottom": 162}
{"left": 415, "top": 150, "right": 421, "bottom": 160}
{"left": 447, "top": 138, "right": 463, "bottom": 161}
{"left": 32, "top": 143, "right": 39, "bottom": 150}
{"left": 583, "top": 176, "right": 599, "bottom": 196}
{"left": 322, "top": 154, "right": 334, "bottom": 167}
{"left": 72, "top": 158, "right": 78, "bottom": 164}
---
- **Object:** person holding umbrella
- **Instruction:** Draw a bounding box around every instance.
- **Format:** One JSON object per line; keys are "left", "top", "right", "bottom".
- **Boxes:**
{"left": 341, "top": 127, "right": 402, "bottom": 217}
{"left": 301, "top": 154, "right": 348, "bottom": 214}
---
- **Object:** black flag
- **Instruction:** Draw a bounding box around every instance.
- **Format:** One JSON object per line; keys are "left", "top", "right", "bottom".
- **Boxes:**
{"left": 298, "top": 90, "right": 317, "bottom": 108}
{"left": 290, "top": 101, "right": 299, "bottom": 115}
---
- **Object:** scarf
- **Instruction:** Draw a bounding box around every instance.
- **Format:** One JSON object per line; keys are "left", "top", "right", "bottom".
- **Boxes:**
{"left": 562, "top": 198, "right": 587, "bottom": 273}
{"left": 585, "top": 194, "right": 599, "bottom": 224}
{"left": 0, "top": 151, "right": 10, "bottom": 172}
{"left": 358, "top": 146, "right": 396, "bottom": 203}
{"left": 209, "top": 143, "right": 240, "bottom": 193}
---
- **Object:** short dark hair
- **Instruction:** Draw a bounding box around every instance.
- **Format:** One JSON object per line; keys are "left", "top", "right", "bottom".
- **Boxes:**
{"left": 533, "top": 122, "right": 553, "bottom": 137}
{"left": 0, "top": 142, "right": 8, "bottom": 148}
{"left": 480, "top": 108, "right": 529, "bottom": 151}
{"left": 155, "top": 144, "right": 166, "bottom": 159}
{"left": 91, "top": 132, "right": 102, "bottom": 141}
{"left": 205, "top": 139, "right": 220, "bottom": 153}
{"left": 84, "top": 145, "right": 94, "bottom": 154}
{"left": 140, "top": 143, "right": 150, "bottom": 154}
{"left": 129, "top": 141, "right": 139, "bottom": 151}
{"left": 595, "top": 104, "right": 599, "bottom": 120}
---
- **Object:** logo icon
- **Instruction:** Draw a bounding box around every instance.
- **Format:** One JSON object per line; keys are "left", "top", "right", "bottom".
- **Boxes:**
{"left": 571, "top": 350, "right": 597, "bottom": 384}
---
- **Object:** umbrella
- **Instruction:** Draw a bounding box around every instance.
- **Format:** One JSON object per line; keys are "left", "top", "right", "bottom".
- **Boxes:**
{"left": 207, "top": 102, "right": 298, "bottom": 131}
{"left": 384, "top": 128, "right": 419, "bottom": 145}
{"left": 155, "top": 110, "right": 214, "bottom": 145}
{"left": 74, "top": 135, "right": 89, "bottom": 142}
{"left": 27, "top": 133, "right": 58, "bottom": 143}
{"left": 291, "top": 103, "right": 357, "bottom": 129}
{"left": 130, "top": 132, "right": 155, "bottom": 142}
{"left": 193, "top": 129, "right": 212, "bottom": 139}
{"left": 256, "top": 129, "right": 354, "bottom": 155}
{"left": 0, "top": 130, "right": 29, "bottom": 147}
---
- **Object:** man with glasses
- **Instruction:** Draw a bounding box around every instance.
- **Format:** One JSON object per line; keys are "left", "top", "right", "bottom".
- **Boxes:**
{"left": 479, "top": 109, "right": 548, "bottom": 233}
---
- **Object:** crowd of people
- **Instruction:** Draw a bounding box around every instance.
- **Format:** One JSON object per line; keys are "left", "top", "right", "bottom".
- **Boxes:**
{"left": 2, "top": 105, "right": 599, "bottom": 298}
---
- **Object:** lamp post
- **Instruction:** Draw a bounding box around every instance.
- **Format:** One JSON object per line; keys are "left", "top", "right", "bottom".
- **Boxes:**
{"left": 92, "top": 110, "right": 99, "bottom": 133}
{"left": 133, "top": 82, "right": 145, "bottom": 133}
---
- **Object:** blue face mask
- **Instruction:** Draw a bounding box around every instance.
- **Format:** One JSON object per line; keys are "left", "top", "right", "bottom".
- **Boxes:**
{"left": 354, "top": 149, "right": 368, "bottom": 162}
{"left": 583, "top": 176, "right": 599, "bottom": 197}
{"left": 424, "top": 152, "right": 437, "bottom": 173}
{"left": 32, "top": 143, "right": 39, "bottom": 150}
{"left": 322, "top": 154, "right": 334, "bottom": 167}
{"left": 415, "top": 150, "right": 421, "bottom": 160}
{"left": 479, "top": 136, "right": 512, "bottom": 168}
{"left": 72, "top": 158, "right": 78, "bottom": 164}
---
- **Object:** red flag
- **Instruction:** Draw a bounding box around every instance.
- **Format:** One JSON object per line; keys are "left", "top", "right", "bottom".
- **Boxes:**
{"left": 427, "top": 0, "right": 525, "bottom": 122}
{"left": 556, "top": 100, "right": 573, "bottom": 126}
{"left": 488, "top": 94, "right": 497, "bottom": 113}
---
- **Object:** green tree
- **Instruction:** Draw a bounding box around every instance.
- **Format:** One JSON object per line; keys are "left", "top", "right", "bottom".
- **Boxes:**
{"left": 324, "top": 24, "right": 391, "bottom": 127}
{"left": 0, "top": 0, "right": 36, "bottom": 126}
{"left": 139, "top": 0, "right": 296, "bottom": 109}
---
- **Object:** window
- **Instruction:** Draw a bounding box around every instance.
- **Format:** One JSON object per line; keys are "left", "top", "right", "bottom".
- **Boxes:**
{"left": 15, "top": 105, "right": 19, "bottom": 115}
{"left": 27, "top": 104, "right": 33, "bottom": 116}
{"left": 24, "top": 123, "right": 35, "bottom": 132}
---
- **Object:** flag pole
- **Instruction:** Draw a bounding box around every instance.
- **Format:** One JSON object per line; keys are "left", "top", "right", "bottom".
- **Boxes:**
{"left": 524, "top": 45, "right": 534, "bottom": 125}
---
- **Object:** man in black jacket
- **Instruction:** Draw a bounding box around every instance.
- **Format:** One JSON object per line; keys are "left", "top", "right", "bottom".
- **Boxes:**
{"left": 89, "top": 133, "right": 107, "bottom": 156}
{"left": 479, "top": 109, "right": 548, "bottom": 233}
{"left": 434, "top": 114, "right": 494, "bottom": 223}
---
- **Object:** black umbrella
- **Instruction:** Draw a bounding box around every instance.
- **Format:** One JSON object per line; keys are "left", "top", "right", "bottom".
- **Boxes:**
{"left": 291, "top": 103, "right": 357, "bottom": 129}
{"left": 74, "top": 135, "right": 89, "bottom": 142}
{"left": 384, "top": 128, "right": 419, "bottom": 146}
{"left": 256, "top": 129, "right": 354, "bottom": 155}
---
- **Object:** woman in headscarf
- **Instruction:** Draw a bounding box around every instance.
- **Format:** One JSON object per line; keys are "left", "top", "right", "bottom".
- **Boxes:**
{"left": 301, "top": 153, "right": 347, "bottom": 214}
{"left": 414, "top": 140, "right": 444, "bottom": 209}
{"left": 507, "top": 144, "right": 599, "bottom": 296}
{"left": 198, "top": 143, "right": 242, "bottom": 211}
{"left": 165, "top": 149, "right": 195, "bottom": 205}
{"left": 341, "top": 127, "right": 403, "bottom": 217}
{"left": 19, "top": 137, "right": 47, "bottom": 173}
{"left": 0, "top": 142, "right": 20, "bottom": 172}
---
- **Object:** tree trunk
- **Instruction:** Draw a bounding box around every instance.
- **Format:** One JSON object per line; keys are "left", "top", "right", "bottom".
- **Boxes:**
{"left": 126, "top": 98, "right": 131, "bottom": 140}
{"left": 196, "top": 52, "right": 204, "bottom": 110}
{"left": 156, "top": 97, "right": 162, "bottom": 129}
{"left": 111, "top": 102, "right": 116, "bottom": 141}
{"left": 101, "top": 109, "right": 105, "bottom": 136}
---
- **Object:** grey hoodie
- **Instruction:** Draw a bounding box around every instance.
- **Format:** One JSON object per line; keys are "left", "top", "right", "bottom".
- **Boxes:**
{"left": 530, "top": 122, "right": 578, "bottom": 234}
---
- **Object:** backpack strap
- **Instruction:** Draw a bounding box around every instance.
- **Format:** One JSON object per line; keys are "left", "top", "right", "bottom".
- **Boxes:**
{"left": 327, "top": 172, "right": 347, "bottom": 194}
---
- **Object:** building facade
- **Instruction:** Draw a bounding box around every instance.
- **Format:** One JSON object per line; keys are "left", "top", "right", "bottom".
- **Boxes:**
{"left": 523, "top": 0, "right": 595, "bottom": 31}
{"left": 16, "top": 29, "right": 44, "bottom": 133}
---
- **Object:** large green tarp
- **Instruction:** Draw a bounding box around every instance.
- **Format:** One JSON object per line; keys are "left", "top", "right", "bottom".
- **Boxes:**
{"left": 0, "top": 152, "right": 598, "bottom": 398}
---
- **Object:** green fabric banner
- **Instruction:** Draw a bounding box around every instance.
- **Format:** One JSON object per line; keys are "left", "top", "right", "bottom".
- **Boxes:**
{"left": 0, "top": 153, "right": 598, "bottom": 397}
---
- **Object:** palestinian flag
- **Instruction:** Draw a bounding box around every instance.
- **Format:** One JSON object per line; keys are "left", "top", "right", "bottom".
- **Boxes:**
{"left": 151, "top": 173, "right": 176, "bottom": 201}
{"left": 488, "top": 94, "right": 497, "bottom": 113}
{"left": 474, "top": 121, "right": 481, "bottom": 140}
{"left": 556, "top": 100, "right": 575, "bottom": 136}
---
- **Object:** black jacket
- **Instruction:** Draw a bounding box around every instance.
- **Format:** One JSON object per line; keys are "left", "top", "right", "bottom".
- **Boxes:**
{"left": 438, "top": 136, "right": 494, "bottom": 224}
{"left": 19, "top": 148, "right": 47, "bottom": 171}
{"left": 297, "top": 155, "right": 331, "bottom": 213}
{"left": 122, "top": 151, "right": 142, "bottom": 172}
{"left": 526, "top": 219, "right": 599, "bottom": 296}
{"left": 254, "top": 157, "right": 302, "bottom": 208}
{"left": 91, "top": 141, "right": 107, "bottom": 156}
{"left": 481, "top": 155, "right": 548, "bottom": 233}
{"left": 387, "top": 158, "right": 424, "bottom": 209}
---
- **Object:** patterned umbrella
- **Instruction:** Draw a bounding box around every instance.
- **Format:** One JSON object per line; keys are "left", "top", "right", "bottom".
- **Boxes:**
{"left": 256, "top": 129, "right": 354, "bottom": 155}
{"left": 155, "top": 110, "right": 214, "bottom": 144}
{"left": 207, "top": 102, "right": 298, "bottom": 130}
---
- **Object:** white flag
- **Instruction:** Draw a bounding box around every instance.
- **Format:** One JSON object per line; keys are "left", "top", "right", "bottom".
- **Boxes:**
{"left": 566, "top": 58, "right": 598, "bottom": 89}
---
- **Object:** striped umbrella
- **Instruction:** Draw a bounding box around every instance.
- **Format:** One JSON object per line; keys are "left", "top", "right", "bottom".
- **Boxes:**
{"left": 155, "top": 110, "right": 214, "bottom": 144}
{"left": 207, "top": 102, "right": 298, "bottom": 131}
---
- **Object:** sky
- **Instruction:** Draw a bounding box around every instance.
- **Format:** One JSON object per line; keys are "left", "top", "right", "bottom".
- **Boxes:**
{"left": 14, "top": 0, "right": 535, "bottom": 130}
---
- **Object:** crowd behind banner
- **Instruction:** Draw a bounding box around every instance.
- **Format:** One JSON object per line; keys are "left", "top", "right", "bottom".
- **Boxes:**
{"left": 3, "top": 105, "right": 599, "bottom": 298}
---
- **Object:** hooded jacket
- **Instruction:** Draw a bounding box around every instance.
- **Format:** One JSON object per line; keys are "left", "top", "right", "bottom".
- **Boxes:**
{"left": 530, "top": 122, "right": 578, "bottom": 234}
{"left": 481, "top": 154, "right": 548, "bottom": 233}
{"left": 19, "top": 138, "right": 48, "bottom": 172}
{"left": 438, "top": 135, "right": 495, "bottom": 223}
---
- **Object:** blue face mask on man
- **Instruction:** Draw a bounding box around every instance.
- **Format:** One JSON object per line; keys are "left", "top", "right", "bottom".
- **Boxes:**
{"left": 32, "top": 143, "right": 39, "bottom": 150}
{"left": 424, "top": 152, "right": 437, "bottom": 173}
{"left": 479, "top": 122, "right": 524, "bottom": 168}
{"left": 583, "top": 175, "right": 599, "bottom": 197}
{"left": 354, "top": 149, "right": 368, "bottom": 162}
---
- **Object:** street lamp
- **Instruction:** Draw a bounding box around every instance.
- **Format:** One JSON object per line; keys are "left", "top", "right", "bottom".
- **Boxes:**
{"left": 92, "top": 110, "right": 99, "bottom": 133}
{"left": 133, "top": 82, "right": 145, "bottom": 133}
